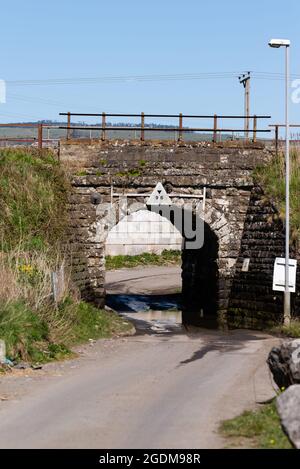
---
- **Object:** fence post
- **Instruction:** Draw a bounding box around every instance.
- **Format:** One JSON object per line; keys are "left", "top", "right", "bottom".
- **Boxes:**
{"left": 178, "top": 113, "right": 183, "bottom": 142}
{"left": 253, "top": 115, "right": 257, "bottom": 143}
{"left": 275, "top": 125, "right": 279, "bottom": 156}
{"left": 51, "top": 263, "right": 65, "bottom": 305}
{"left": 141, "top": 112, "right": 145, "bottom": 141}
{"left": 67, "top": 112, "right": 71, "bottom": 140}
{"left": 38, "top": 124, "right": 43, "bottom": 151}
{"left": 101, "top": 112, "right": 106, "bottom": 141}
{"left": 213, "top": 114, "right": 218, "bottom": 143}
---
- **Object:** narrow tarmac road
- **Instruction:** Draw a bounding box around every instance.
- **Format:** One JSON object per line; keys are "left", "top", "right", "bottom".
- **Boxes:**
{"left": 0, "top": 266, "right": 279, "bottom": 449}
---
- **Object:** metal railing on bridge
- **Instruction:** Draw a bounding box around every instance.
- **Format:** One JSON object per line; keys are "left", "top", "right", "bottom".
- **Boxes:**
{"left": 0, "top": 123, "right": 60, "bottom": 150}
{"left": 270, "top": 124, "right": 300, "bottom": 155}
{"left": 59, "top": 112, "right": 271, "bottom": 143}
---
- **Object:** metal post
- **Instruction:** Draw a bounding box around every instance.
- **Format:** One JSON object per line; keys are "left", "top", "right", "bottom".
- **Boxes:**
{"left": 284, "top": 45, "right": 291, "bottom": 326}
{"left": 101, "top": 112, "right": 106, "bottom": 141}
{"left": 67, "top": 112, "right": 71, "bottom": 140}
{"left": 253, "top": 115, "right": 257, "bottom": 142}
{"left": 141, "top": 112, "right": 145, "bottom": 141}
{"left": 38, "top": 124, "right": 43, "bottom": 150}
{"left": 178, "top": 113, "right": 183, "bottom": 142}
{"left": 245, "top": 77, "right": 250, "bottom": 139}
{"left": 202, "top": 187, "right": 207, "bottom": 212}
{"left": 239, "top": 72, "right": 251, "bottom": 140}
{"left": 275, "top": 125, "right": 279, "bottom": 156}
{"left": 213, "top": 114, "right": 217, "bottom": 143}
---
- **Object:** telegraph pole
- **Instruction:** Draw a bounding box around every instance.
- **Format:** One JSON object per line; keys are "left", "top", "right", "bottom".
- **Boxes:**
{"left": 239, "top": 72, "right": 251, "bottom": 140}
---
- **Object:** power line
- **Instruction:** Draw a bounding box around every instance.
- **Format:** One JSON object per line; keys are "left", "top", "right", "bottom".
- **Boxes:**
{"left": 7, "top": 93, "right": 135, "bottom": 115}
{"left": 4, "top": 71, "right": 300, "bottom": 88}
{"left": 5, "top": 72, "right": 248, "bottom": 87}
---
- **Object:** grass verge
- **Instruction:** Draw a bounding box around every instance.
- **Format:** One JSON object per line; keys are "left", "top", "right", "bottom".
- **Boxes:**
{"left": 106, "top": 250, "right": 181, "bottom": 270}
{"left": 220, "top": 400, "right": 292, "bottom": 449}
{"left": 0, "top": 147, "right": 68, "bottom": 252}
{"left": 0, "top": 148, "right": 132, "bottom": 368}
{"left": 270, "top": 319, "right": 300, "bottom": 338}
{"left": 0, "top": 299, "right": 132, "bottom": 364}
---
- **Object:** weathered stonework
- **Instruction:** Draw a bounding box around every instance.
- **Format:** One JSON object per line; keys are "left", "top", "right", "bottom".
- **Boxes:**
{"left": 60, "top": 139, "right": 298, "bottom": 327}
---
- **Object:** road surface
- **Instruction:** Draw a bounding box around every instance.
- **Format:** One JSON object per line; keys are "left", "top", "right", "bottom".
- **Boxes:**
{"left": 105, "top": 266, "right": 182, "bottom": 333}
{"left": 0, "top": 266, "right": 279, "bottom": 449}
{"left": 105, "top": 265, "right": 182, "bottom": 295}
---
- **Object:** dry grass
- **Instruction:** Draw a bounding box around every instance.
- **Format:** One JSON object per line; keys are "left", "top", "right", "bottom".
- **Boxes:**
{"left": 0, "top": 242, "right": 130, "bottom": 363}
{"left": 0, "top": 148, "right": 131, "bottom": 364}
{"left": 0, "top": 244, "right": 89, "bottom": 353}
{"left": 271, "top": 318, "right": 300, "bottom": 338}
{"left": 0, "top": 249, "right": 52, "bottom": 308}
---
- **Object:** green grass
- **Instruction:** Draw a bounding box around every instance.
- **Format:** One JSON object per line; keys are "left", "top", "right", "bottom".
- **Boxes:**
{"left": 0, "top": 299, "right": 132, "bottom": 365}
{"left": 115, "top": 168, "right": 141, "bottom": 178}
{"left": 0, "top": 301, "right": 50, "bottom": 362}
{"left": 63, "top": 300, "right": 133, "bottom": 346}
{"left": 271, "top": 319, "right": 300, "bottom": 338}
{"left": 220, "top": 400, "right": 292, "bottom": 449}
{"left": 106, "top": 250, "right": 181, "bottom": 270}
{"left": 0, "top": 148, "right": 68, "bottom": 251}
{"left": 254, "top": 150, "right": 300, "bottom": 244}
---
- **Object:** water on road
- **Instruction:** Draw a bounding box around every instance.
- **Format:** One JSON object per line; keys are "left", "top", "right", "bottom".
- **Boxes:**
{"left": 105, "top": 266, "right": 183, "bottom": 334}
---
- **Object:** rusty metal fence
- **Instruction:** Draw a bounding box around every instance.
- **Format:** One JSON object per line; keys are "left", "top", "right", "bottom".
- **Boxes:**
{"left": 0, "top": 123, "right": 60, "bottom": 150}
{"left": 59, "top": 112, "right": 271, "bottom": 143}
{"left": 0, "top": 114, "right": 272, "bottom": 149}
{"left": 270, "top": 124, "right": 300, "bottom": 155}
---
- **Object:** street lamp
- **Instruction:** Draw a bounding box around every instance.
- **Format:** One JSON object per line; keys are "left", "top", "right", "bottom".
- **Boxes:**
{"left": 269, "top": 38, "right": 291, "bottom": 325}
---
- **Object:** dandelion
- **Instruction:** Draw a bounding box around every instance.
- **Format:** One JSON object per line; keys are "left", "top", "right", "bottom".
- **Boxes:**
{"left": 19, "top": 264, "right": 34, "bottom": 274}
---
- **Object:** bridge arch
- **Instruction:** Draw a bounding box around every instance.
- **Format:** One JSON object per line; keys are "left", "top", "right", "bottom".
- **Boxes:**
{"left": 96, "top": 194, "right": 220, "bottom": 325}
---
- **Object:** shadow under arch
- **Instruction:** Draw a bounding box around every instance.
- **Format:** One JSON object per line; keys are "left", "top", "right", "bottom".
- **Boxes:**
{"left": 181, "top": 222, "right": 219, "bottom": 326}
{"left": 147, "top": 204, "right": 219, "bottom": 326}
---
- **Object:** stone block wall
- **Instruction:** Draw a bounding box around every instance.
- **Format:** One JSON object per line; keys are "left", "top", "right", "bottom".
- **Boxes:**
{"left": 60, "top": 139, "right": 298, "bottom": 326}
{"left": 228, "top": 187, "right": 300, "bottom": 327}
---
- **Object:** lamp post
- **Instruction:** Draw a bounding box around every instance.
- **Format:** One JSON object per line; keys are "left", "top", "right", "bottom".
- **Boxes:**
{"left": 269, "top": 38, "right": 291, "bottom": 325}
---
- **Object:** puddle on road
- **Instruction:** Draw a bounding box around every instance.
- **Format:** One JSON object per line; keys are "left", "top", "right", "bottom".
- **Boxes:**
{"left": 106, "top": 293, "right": 182, "bottom": 335}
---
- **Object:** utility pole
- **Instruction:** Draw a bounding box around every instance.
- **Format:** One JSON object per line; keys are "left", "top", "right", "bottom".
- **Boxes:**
{"left": 239, "top": 72, "right": 251, "bottom": 140}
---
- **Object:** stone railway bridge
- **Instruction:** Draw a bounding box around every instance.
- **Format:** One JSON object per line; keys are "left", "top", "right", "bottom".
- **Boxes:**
{"left": 60, "top": 139, "right": 296, "bottom": 327}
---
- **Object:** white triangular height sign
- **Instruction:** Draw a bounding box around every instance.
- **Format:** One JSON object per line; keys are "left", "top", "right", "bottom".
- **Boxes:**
{"left": 146, "top": 182, "right": 172, "bottom": 206}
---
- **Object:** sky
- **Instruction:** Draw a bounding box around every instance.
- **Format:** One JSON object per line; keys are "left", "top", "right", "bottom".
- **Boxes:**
{"left": 0, "top": 0, "right": 300, "bottom": 135}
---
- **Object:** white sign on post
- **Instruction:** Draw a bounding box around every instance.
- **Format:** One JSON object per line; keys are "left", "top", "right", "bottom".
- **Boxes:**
{"left": 272, "top": 258, "right": 297, "bottom": 293}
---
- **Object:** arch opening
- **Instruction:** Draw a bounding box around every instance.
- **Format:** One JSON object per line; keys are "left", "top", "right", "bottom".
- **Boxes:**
{"left": 182, "top": 222, "right": 219, "bottom": 326}
{"left": 104, "top": 202, "right": 219, "bottom": 330}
